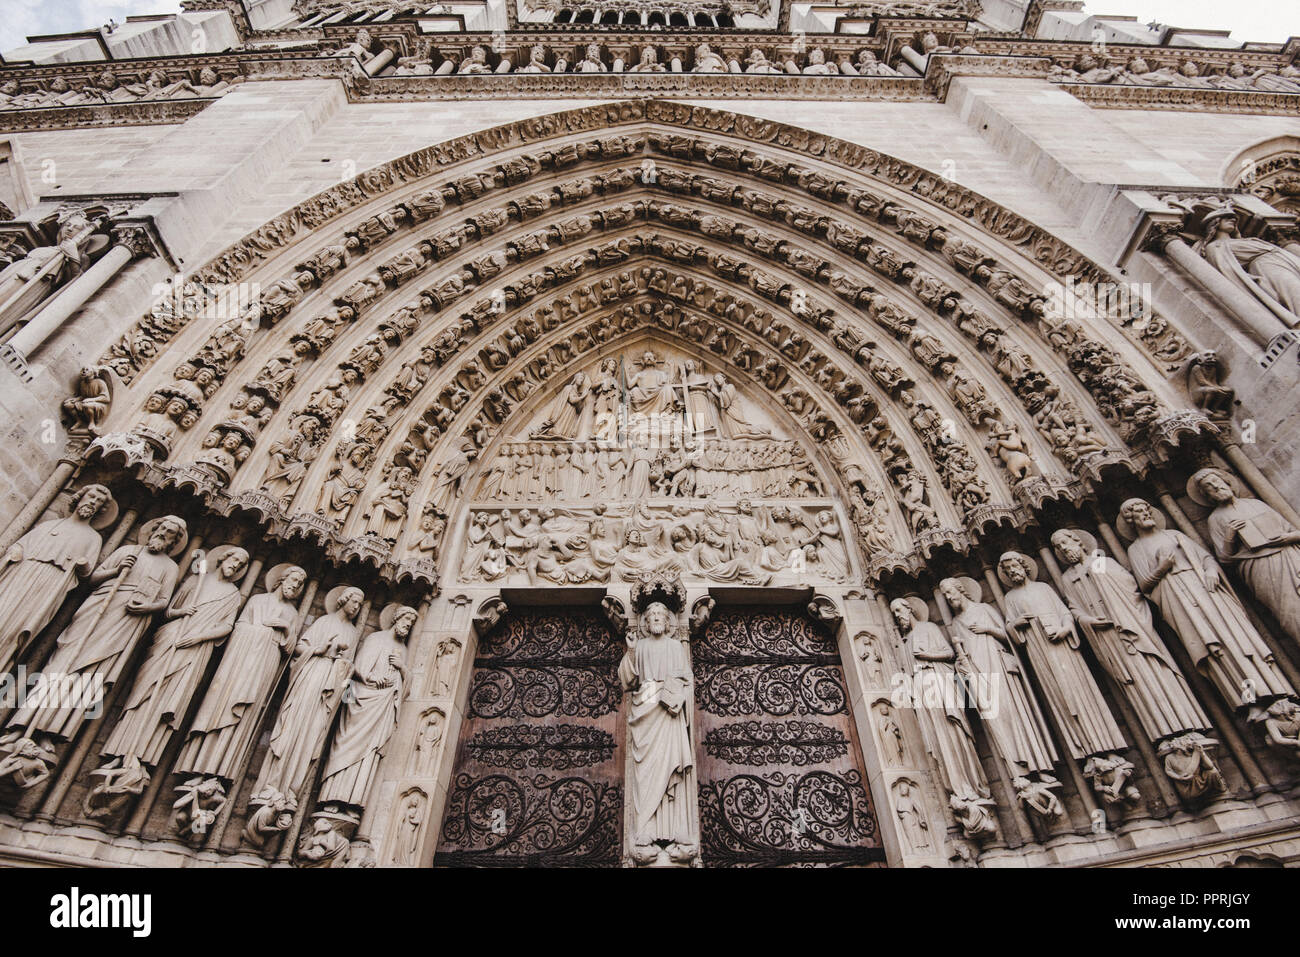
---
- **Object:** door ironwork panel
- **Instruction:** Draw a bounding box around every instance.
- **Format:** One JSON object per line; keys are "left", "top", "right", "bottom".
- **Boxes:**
{"left": 695, "top": 608, "right": 885, "bottom": 867}
{"left": 434, "top": 609, "right": 624, "bottom": 867}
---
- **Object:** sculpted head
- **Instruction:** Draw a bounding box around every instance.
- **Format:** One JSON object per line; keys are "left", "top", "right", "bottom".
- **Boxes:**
{"left": 938, "top": 577, "right": 970, "bottom": 610}
{"left": 218, "top": 547, "right": 250, "bottom": 580}
{"left": 1050, "top": 529, "right": 1087, "bottom": 566}
{"left": 641, "top": 602, "right": 672, "bottom": 639}
{"left": 278, "top": 565, "right": 307, "bottom": 599}
{"left": 338, "top": 587, "right": 365, "bottom": 620}
{"left": 147, "top": 516, "right": 186, "bottom": 554}
{"left": 393, "top": 606, "right": 418, "bottom": 639}
{"left": 73, "top": 484, "right": 111, "bottom": 520}
{"left": 998, "top": 552, "right": 1031, "bottom": 586}
{"left": 1193, "top": 468, "right": 1236, "bottom": 506}
{"left": 1119, "top": 497, "right": 1159, "bottom": 533}
{"left": 889, "top": 597, "right": 914, "bottom": 630}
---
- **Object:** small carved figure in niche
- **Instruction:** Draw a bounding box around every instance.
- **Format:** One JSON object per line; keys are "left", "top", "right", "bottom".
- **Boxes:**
{"left": 893, "top": 779, "right": 931, "bottom": 852}
{"left": 1181, "top": 350, "right": 1235, "bottom": 422}
{"left": 457, "top": 45, "right": 492, "bottom": 75}
{"left": 575, "top": 43, "right": 607, "bottom": 73}
{"left": 629, "top": 47, "right": 666, "bottom": 73}
{"left": 518, "top": 44, "right": 550, "bottom": 73}
{"left": 986, "top": 419, "right": 1035, "bottom": 482}
{"left": 61, "top": 366, "right": 114, "bottom": 436}
{"left": 692, "top": 43, "right": 728, "bottom": 74}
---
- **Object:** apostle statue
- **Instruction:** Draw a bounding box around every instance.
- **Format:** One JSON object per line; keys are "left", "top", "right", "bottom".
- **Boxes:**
{"left": 619, "top": 597, "right": 699, "bottom": 865}
{"left": 317, "top": 604, "right": 416, "bottom": 811}
{"left": 1195, "top": 208, "right": 1300, "bottom": 327}
{"left": 938, "top": 576, "right": 1061, "bottom": 816}
{"left": 997, "top": 551, "right": 1135, "bottom": 803}
{"left": 250, "top": 585, "right": 364, "bottom": 807}
{"left": 96, "top": 545, "right": 248, "bottom": 777}
{"left": 6, "top": 516, "right": 186, "bottom": 750}
{"left": 891, "top": 596, "right": 995, "bottom": 840}
{"left": 1050, "top": 529, "right": 1220, "bottom": 797}
{"left": 1190, "top": 468, "right": 1300, "bottom": 645}
{"left": 175, "top": 563, "right": 307, "bottom": 785}
{"left": 1119, "top": 498, "right": 1297, "bottom": 735}
{"left": 0, "top": 483, "right": 116, "bottom": 677}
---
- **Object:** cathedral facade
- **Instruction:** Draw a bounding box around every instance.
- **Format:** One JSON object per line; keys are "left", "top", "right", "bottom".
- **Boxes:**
{"left": 0, "top": 0, "right": 1298, "bottom": 868}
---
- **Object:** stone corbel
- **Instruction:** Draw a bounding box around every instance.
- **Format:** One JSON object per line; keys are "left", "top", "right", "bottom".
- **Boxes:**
{"left": 472, "top": 595, "right": 508, "bottom": 637}
{"left": 600, "top": 594, "right": 627, "bottom": 638}
{"left": 806, "top": 592, "right": 843, "bottom": 631}
{"left": 688, "top": 595, "right": 715, "bottom": 637}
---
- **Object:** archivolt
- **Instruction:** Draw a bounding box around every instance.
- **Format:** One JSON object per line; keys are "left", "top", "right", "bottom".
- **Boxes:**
{"left": 87, "top": 101, "right": 1218, "bottom": 585}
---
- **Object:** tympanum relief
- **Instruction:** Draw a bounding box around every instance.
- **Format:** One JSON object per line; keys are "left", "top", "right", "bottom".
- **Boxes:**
{"left": 454, "top": 345, "right": 853, "bottom": 586}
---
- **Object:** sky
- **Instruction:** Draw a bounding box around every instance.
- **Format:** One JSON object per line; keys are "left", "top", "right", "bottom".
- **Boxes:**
{"left": 1, "top": 0, "right": 1299, "bottom": 55}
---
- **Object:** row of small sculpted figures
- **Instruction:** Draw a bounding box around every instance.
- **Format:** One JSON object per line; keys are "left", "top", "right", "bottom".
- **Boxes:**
{"left": 0, "top": 497, "right": 426, "bottom": 849}
{"left": 879, "top": 474, "right": 1300, "bottom": 838}
{"left": 474, "top": 438, "right": 824, "bottom": 501}
{"left": 460, "top": 502, "right": 850, "bottom": 587}
{"left": 389, "top": 43, "right": 902, "bottom": 78}
{"left": 1048, "top": 55, "right": 1300, "bottom": 93}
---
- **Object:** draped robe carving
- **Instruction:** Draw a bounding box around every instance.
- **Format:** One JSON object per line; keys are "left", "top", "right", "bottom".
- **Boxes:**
{"left": 317, "top": 606, "right": 414, "bottom": 810}
{"left": 251, "top": 587, "right": 363, "bottom": 803}
{"left": 1121, "top": 499, "right": 1294, "bottom": 710}
{"left": 175, "top": 565, "right": 306, "bottom": 781}
{"left": 619, "top": 601, "right": 699, "bottom": 864}
{"left": 0, "top": 485, "right": 112, "bottom": 676}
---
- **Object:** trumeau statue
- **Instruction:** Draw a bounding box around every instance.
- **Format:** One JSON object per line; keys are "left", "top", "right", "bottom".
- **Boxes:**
{"left": 997, "top": 551, "right": 1136, "bottom": 804}
{"left": 1119, "top": 498, "right": 1298, "bottom": 722}
{"left": 1050, "top": 529, "right": 1221, "bottom": 797}
{"left": 938, "top": 576, "right": 1062, "bottom": 816}
{"left": 4, "top": 515, "right": 187, "bottom": 755}
{"left": 90, "top": 545, "right": 248, "bottom": 805}
{"left": 620, "top": 579, "right": 699, "bottom": 866}
{"left": 1190, "top": 468, "right": 1300, "bottom": 645}
{"left": 175, "top": 563, "right": 307, "bottom": 784}
{"left": 250, "top": 585, "right": 364, "bottom": 810}
{"left": 0, "top": 484, "right": 116, "bottom": 677}
{"left": 317, "top": 604, "right": 415, "bottom": 811}
{"left": 891, "top": 596, "right": 995, "bottom": 840}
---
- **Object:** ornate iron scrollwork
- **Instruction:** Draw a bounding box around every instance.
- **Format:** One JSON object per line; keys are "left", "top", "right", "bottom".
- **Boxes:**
{"left": 467, "top": 609, "right": 623, "bottom": 719}
{"left": 466, "top": 724, "right": 616, "bottom": 771}
{"left": 437, "top": 609, "right": 624, "bottom": 867}
{"left": 698, "top": 769, "right": 881, "bottom": 868}
{"left": 696, "top": 608, "right": 883, "bottom": 867}
{"left": 435, "top": 773, "right": 622, "bottom": 868}
{"left": 703, "top": 719, "right": 849, "bottom": 767}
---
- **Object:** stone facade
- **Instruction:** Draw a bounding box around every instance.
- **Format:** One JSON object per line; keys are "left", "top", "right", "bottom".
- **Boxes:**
{"left": 0, "top": 0, "right": 1298, "bottom": 868}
